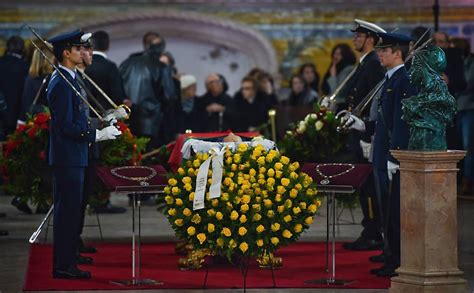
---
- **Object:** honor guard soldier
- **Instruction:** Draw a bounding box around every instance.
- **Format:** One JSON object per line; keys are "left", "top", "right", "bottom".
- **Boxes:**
{"left": 347, "top": 33, "right": 417, "bottom": 277}
{"left": 47, "top": 30, "right": 122, "bottom": 279}
{"left": 338, "top": 19, "right": 387, "bottom": 252}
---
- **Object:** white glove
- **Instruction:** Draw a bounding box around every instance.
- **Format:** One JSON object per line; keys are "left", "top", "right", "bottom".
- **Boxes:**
{"left": 387, "top": 161, "right": 400, "bottom": 181}
{"left": 344, "top": 114, "right": 366, "bottom": 132}
{"left": 320, "top": 97, "right": 330, "bottom": 108}
{"left": 103, "top": 107, "right": 128, "bottom": 123}
{"left": 359, "top": 140, "right": 372, "bottom": 159}
{"left": 95, "top": 125, "right": 122, "bottom": 142}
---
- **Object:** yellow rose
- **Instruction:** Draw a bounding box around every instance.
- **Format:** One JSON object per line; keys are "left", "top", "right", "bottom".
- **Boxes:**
{"left": 164, "top": 196, "right": 174, "bottom": 205}
{"left": 230, "top": 210, "right": 239, "bottom": 220}
{"left": 171, "top": 187, "right": 180, "bottom": 195}
{"left": 259, "top": 167, "right": 266, "bottom": 174}
{"left": 207, "top": 209, "right": 216, "bottom": 217}
{"left": 197, "top": 233, "right": 207, "bottom": 244}
{"left": 187, "top": 226, "right": 196, "bottom": 236}
{"left": 263, "top": 199, "right": 273, "bottom": 208}
{"left": 275, "top": 171, "right": 283, "bottom": 178}
{"left": 249, "top": 168, "right": 256, "bottom": 177}
{"left": 237, "top": 143, "right": 248, "bottom": 152}
{"left": 217, "top": 238, "right": 225, "bottom": 247}
{"left": 226, "top": 156, "right": 232, "bottom": 165}
{"left": 175, "top": 198, "right": 183, "bottom": 206}
{"left": 253, "top": 213, "right": 262, "bottom": 221}
{"left": 168, "top": 178, "right": 178, "bottom": 186}
{"left": 189, "top": 192, "right": 195, "bottom": 201}
{"left": 271, "top": 237, "right": 280, "bottom": 245}
{"left": 187, "top": 168, "right": 195, "bottom": 176}
{"left": 271, "top": 223, "right": 280, "bottom": 232}
{"left": 256, "top": 224, "right": 265, "bottom": 233}
{"left": 239, "top": 214, "right": 247, "bottom": 223}
{"left": 183, "top": 208, "right": 192, "bottom": 217}
{"left": 295, "top": 183, "right": 302, "bottom": 190}
{"left": 284, "top": 215, "right": 292, "bottom": 222}
{"left": 316, "top": 199, "right": 322, "bottom": 207}
{"left": 285, "top": 199, "right": 293, "bottom": 208}
{"left": 289, "top": 189, "right": 298, "bottom": 198}
{"left": 182, "top": 176, "right": 192, "bottom": 184}
{"left": 216, "top": 212, "right": 224, "bottom": 220}
{"left": 267, "top": 210, "right": 275, "bottom": 218}
{"left": 231, "top": 163, "right": 238, "bottom": 171}
{"left": 293, "top": 207, "right": 301, "bottom": 215}
{"left": 183, "top": 184, "right": 192, "bottom": 193}
{"left": 178, "top": 167, "right": 185, "bottom": 175}
{"left": 267, "top": 178, "right": 276, "bottom": 186}
{"left": 266, "top": 153, "right": 275, "bottom": 163}
{"left": 267, "top": 168, "right": 275, "bottom": 177}
{"left": 212, "top": 199, "right": 219, "bottom": 207}
{"left": 276, "top": 185, "right": 286, "bottom": 195}
{"left": 277, "top": 205, "right": 285, "bottom": 213}
{"left": 239, "top": 242, "right": 249, "bottom": 253}
{"left": 228, "top": 239, "right": 237, "bottom": 249}
{"left": 280, "top": 156, "right": 290, "bottom": 165}
{"left": 257, "top": 156, "right": 266, "bottom": 165}
{"left": 174, "top": 219, "right": 183, "bottom": 226}
{"left": 294, "top": 224, "right": 303, "bottom": 233}
{"left": 256, "top": 239, "right": 264, "bottom": 247}
{"left": 290, "top": 172, "right": 298, "bottom": 180}
{"left": 305, "top": 216, "right": 314, "bottom": 225}
{"left": 207, "top": 223, "right": 215, "bottom": 233}
{"left": 233, "top": 154, "right": 241, "bottom": 164}
{"left": 299, "top": 202, "right": 307, "bottom": 210}
{"left": 240, "top": 204, "right": 249, "bottom": 213}
{"left": 238, "top": 226, "right": 248, "bottom": 236}
{"left": 222, "top": 227, "right": 232, "bottom": 237}
{"left": 281, "top": 178, "right": 290, "bottom": 187}
{"left": 274, "top": 162, "right": 283, "bottom": 170}
{"left": 191, "top": 214, "right": 201, "bottom": 224}
{"left": 282, "top": 229, "right": 293, "bottom": 239}
{"left": 167, "top": 208, "right": 177, "bottom": 216}
{"left": 308, "top": 204, "right": 317, "bottom": 213}
{"left": 275, "top": 194, "right": 282, "bottom": 202}
{"left": 164, "top": 186, "right": 171, "bottom": 194}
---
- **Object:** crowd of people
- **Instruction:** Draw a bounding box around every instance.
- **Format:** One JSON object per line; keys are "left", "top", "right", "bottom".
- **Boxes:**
{"left": 0, "top": 21, "right": 472, "bottom": 280}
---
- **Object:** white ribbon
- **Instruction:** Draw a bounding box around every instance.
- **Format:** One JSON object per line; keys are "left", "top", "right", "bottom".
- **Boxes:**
{"left": 193, "top": 147, "right": 226, "bottom": 210}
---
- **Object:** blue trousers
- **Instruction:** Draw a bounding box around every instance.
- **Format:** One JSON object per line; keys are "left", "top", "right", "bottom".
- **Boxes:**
{"left": 457, "top": 110, "right": 474, "bottom": 179}
{"left": 52, "top": 167, "right": 85, "bottom": 270}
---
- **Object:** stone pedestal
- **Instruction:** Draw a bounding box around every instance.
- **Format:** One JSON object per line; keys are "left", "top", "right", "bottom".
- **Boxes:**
{"left": 390, "top": 150, "right": 468, "bottom": 293}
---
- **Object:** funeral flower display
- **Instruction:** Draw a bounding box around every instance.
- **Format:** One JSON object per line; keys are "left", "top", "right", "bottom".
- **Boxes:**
{"left": 278, "top": 105, "right": 346, "bottom": 163}
{"left": 1, "top": 112, "right": 148, "bottom": 207}
{"left": 164, "top": 143, "right": 320, "bottom": 263}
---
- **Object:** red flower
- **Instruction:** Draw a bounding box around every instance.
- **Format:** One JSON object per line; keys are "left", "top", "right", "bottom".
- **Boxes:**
{"left": 117, "top": 121, "right": 128, "bottom": 133}
{"left": 16, "top": 124, "right": 27, "bottom": 133}
{"left": 5, "top": 139, "right": 19, "bottom": 153}
{"left": 38, "top": 151, "right": 46, "bottom": 161}
{"left": 27, "top": 126, "right": 38, "bottom": 138}
{"left": 34, "top": 112, "right": 50, "bottom": 124}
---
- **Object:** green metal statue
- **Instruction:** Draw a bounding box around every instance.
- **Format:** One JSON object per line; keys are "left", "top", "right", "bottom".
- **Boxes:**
{"left": 402, "top": 45, "right": 457, "bottom": 150}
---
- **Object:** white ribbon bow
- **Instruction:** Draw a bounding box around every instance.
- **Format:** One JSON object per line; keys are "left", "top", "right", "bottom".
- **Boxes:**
{"left": 193, "top": 147, "right": 227, "bottom": 210}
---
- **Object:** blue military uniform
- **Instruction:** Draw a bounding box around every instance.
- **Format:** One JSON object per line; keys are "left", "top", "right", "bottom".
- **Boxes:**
{"left": 372, "top": 33, "right": 418, "bottom": 275}
{"left": 47, "top": 30, "right": 96, "bottom": 276}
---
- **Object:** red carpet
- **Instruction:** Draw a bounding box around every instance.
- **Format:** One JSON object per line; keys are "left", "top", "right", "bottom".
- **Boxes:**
{"left": 24, "top": 242, "right": 390, "bottom": 291}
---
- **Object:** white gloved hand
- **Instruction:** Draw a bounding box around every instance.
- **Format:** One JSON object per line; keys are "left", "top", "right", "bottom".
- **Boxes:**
{"left": 344, "top": 114, "right": 366, "bottom": 132}
{"left": 387, "top": 160, "right": 400, "bottom": 181}
{"left": 95, "top": 125, "right": 122, "bottom": 142}
{"left": 359, "top": 140, "right": 372, "bottom": 159}
{"left": 103, "top": 107, "right": 128, "bottom": 123}
{"left": 320, "top": 97, "right": 331, "bottom": 108}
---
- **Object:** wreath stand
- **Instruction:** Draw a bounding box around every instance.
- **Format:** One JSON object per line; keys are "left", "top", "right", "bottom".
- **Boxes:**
{"left": 301, "top": 163, "right": 372, "bottom": 286}
{"left": 96, "top": 165, "right": 167, "bottom": 286}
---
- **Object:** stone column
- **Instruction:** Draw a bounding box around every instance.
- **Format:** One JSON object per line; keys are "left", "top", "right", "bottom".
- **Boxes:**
{"left": 390, "top": 150, "right": 467, "bottom": 293}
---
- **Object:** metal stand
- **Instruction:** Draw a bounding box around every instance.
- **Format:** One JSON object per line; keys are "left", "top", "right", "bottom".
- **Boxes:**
{"left": 111, "top": 185, "right": 165, "bottom": 286}
{"left": 305, "top": 185, "right": 354, "bottom": 286}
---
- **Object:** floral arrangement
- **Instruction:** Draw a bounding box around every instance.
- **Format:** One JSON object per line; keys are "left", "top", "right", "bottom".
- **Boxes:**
{"left": 1, "top": 111, "right": 148, "bottom": 206}
{"left": 1, "top": 111, "right": 51, "bottom": 206}
{"left": 164, "top": 143, "right": 320, "bottom": 261}
{"left": 278, "top": 105, "right": 346, "bottom": 163}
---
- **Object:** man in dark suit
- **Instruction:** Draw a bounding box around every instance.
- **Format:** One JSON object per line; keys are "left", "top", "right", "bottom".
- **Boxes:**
{"left": 337, "top": 19, "right": 387, "bottom": 252}
{"left": 85, "top": 30, "right": 127, "bottom": 110}
{"left": 347, "top": 33, "right": 417, "bottom": 277}
{"left": 47, "top": 30, "right": 122, "bottom": 279}
{"left": 0, "top": 36, "right": 29, "bottom": 138}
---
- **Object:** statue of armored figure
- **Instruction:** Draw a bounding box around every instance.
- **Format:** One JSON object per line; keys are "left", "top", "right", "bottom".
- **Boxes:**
{"left": 402, "top": 45, "right": 457, "bottom": 150}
